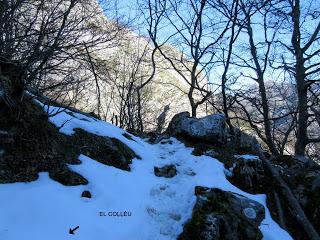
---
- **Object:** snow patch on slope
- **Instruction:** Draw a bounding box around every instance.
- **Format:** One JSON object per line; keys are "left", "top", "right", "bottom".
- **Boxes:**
{"left": 0, "top": 104, "right": 292, "bottom": 240}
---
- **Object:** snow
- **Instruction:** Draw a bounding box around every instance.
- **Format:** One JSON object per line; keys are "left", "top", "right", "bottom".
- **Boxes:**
{"left": 0, "top": 104, "right": 293, "bottom": 240}
{"left": 235, "top": 154, "right": 260, "bottom": 160}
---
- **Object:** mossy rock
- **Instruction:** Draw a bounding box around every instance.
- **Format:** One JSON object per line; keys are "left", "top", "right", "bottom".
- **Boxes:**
{"left": 228, "top": 157, "right": 269, "bottom": 194}
{"left": 179, "top": 187, "right": 264, "bottom": 240}
{"left": 0, "top": 99, "right": 138, "bottom": 185}
{"left": 72, "top": 128, "right": 139, "bottom": 170}
{"left": 49, "top": 166, "right": 88, "bottom": 186}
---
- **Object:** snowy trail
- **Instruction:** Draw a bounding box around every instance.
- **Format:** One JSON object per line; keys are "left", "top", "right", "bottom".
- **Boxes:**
{"left": 0, "top": 105, "right": 293, "bottom": 240}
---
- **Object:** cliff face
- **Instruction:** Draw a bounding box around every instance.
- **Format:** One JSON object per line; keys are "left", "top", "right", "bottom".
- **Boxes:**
{"left": 39, "top": 0, "right": 209, "bottom": 131}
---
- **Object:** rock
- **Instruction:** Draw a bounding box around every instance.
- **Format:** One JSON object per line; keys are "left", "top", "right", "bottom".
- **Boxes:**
{"left": 179, "top": 187, "right": 265, "bottom": 240}
{"left": 49, "top": 166, "right": 88, "bottom": 186}
{"left": 0, "top": 96, "right": 140, "bottom": 186}
{"left": 231, "top": 128, "right": 259, "bottom": 152}
{"left": 72, "top": 128, "right": 138, "bottom": 171}
{"left": 81, "top": 190, "right": 92, "bottom": 198}
{"left": 281, "top": 165, "right": 320, "bottom": 233}
{"left": 312, "top": 175, "right": 320, "bottom": 191}
{"left": 166, "top": 112, "right": 227, "bottom": 145}
{"left": 228, "top": 156, "right": 267, "bottom": 194}
{"left": 200, "top": 213, "right": 221, "bottom": 240}
{"left": 166, "top": 112, "right": 190, "bottom": 136}
{"left": 0, "top": 58, "right": 25, "bottom": 115}
{"left": 181, "top": 114, "right": 226, "bottom": 139}
{"left": 0, "top": 130, "right": 14, "bottom": 144}
{"left": 166, "top": 112, "right": 261, "bottom": 154}
{"left": 147, "top": 132, "right": 168, "bottom": 144}
{"left": 154, "top": 164, "right": 177, "bottom": 178}
{"left": 0, "top": 149, "right": 4, "bottom": 157}
{"left": 204, "top": 149, "right": 219, "bottom": 158}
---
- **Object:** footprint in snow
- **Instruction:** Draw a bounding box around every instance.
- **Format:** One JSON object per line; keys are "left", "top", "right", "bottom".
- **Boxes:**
{"left": 183, "top": 168, "right": 196, "bottom": 176}
{"left": 146, "top": 207, "right": 182, "bottom": 223}
{"left": 150, "top": 184, "right": 176, "bottom": 197}
{"left": 150, "top": 184, "right": 167, "bottom": 196}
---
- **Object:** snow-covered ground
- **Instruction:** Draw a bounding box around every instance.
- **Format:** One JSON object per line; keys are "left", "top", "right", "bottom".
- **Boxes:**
{"left": 0, "top": 105, "right": 293, "bottom": 240}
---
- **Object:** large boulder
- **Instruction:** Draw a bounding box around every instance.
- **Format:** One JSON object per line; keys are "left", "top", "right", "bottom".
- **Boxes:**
{"left": 166, "top": 112, "right": 260, "bottom": 151}
{"left": 179, "top": 187, "right": 265, "bottom": 240}
{"left": 166, "top": 112, "right": 191, "bottom": 136}
{"left": 166, "top": 112, "right": 227, "bottom": 145}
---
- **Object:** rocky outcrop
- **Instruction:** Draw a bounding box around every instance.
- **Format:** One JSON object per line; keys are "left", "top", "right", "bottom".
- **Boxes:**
{"left": 166, "top": 112, "right": 227, "bottom": 146}
{"left": 0, "top": 99, "right": 138, "bottom": 185}
{"left": 154, "top": 164, "right": 177, "bottom": 178}
{"left": 228, "top": 154, "right": 320, "bottom": 239}
{"left": 166, "top": 112, "right": 191, "bottom": 136}
{"left": 73, "top": 128, "right": 137, "bottom": 171}
{"left": 49, "top": 165, "right": 88, "bottom": 186}
{"left": 271, "top": 156, "right": 320, "bottom": 235}
{"left": 231, "top": 128, "right": 259, "bottom": 152}
{"left": 0, "top": 57, "right": 25, "bottom": 116}
{"left": 166, "top": 112, "right": 259, "bottom": 151}
{"left": 179, "top": 187, "right": 265, "bottom": 240}
{"left": 228, "top": 156, "right": 267, "bottom": 194}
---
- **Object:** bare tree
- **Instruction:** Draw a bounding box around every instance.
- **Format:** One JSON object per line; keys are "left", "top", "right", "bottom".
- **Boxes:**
{"left": 104, "top": 30, "right": 156, "bottom": 131}
{"left": 0, "top": 0, "right": 122, "bottom": 114}
{"left": 228, "top": 0, "right": 282, "bottom": 155}
{"left": 147, "top": 0, "right": 232, "bottom": 117}
{"left": 274, "top": 0, "right": 320, "bottom": 159}
{"left": 212, "top": 0, "right": 241, "bottom": 135}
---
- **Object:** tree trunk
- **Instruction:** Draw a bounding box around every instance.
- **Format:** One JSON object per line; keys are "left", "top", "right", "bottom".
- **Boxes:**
{"left": 294, "top": 65, "right": 308, "bottom": 157}
{"left": 221, "top": 0, "right": 239, "bottom": 136}
{"left": 258, "top": 82, "right": 279, "bottom": 156}
{"left": 137, "top": 89, "right": 144, "bottom": 132}
{"left": 291, "top": 0, "right": 308, "bottom": 158}
{"left": 245, "top": 14, "right": 279, "bottom": 156}
{"left": 191, "top": 104, "right": 197, "bottom": 118}
{"left": 189, "top": 73, "right": 197, "bottom": 118}
{"left": 255, "top": 146, "right": 320, "bottom": 240}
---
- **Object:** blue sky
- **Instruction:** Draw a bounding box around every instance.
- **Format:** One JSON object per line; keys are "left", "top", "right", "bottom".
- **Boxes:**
{"left": 99, "top": 0, "right": 320, "bottom": 89}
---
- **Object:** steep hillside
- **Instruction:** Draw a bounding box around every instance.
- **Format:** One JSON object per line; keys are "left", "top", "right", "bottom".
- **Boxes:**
{"left": 0, "top": 98, "right": 292, "bottom": 240}
{"left": 41, "top": 0, "right": 209, "bottom": 131}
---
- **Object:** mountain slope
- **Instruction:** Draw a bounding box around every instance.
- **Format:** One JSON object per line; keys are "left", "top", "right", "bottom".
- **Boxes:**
{"left": 0, "top": 101, "right": 292, "bottom": 240}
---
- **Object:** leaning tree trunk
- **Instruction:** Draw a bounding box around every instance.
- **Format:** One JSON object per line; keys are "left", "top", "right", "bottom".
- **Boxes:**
{"left": 255, "top": 146, "right": 320, "bottom": 240}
